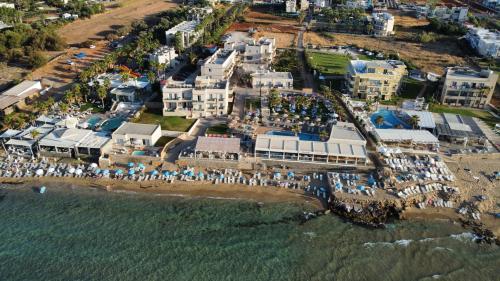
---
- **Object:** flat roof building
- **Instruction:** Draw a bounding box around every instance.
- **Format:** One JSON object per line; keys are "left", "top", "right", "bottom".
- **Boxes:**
{"left": 0, "top": 80, "right": 43, "bottom": 116}
{"left": 251, "top": 71, "right": 293, "bottom": 90}
{"left": 112, "top": 122, "right": 162, "bottom": 147}
{"left": 466, "top": 27, "right": 500, "bottom": 58}
{"left": 165, "top": 21, "right": 201, "bottom": 49}
{"left": 38, "top": 128, "right": 111, "bottom": 158}
{"left": 440, "top": 67, "right": 498, "bottom": 108}
{"left": 346, "top": 60, "right": 407, "bottom": 101}
{"left": 200, "top": 49, "right": 237, "bottom": 80}
{"left": 255, "top": 122, "right": 368, "bottom": 166}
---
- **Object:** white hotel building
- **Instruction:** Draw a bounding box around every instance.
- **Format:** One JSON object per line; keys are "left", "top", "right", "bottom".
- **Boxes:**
{"left": 162, "top": 50, "right": 236, "bottom": 118}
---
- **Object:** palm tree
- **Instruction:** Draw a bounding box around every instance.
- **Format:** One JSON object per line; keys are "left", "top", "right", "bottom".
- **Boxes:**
{"left": 73, "top": 83, "right": 83, "bottom": 102}
{"left": 319, "top": 129, "right": 329, "bottom": 141}
{"left": 409, "top": 115, "right": 420, "bottom": 129}
{"left": 103, "top": 77, "right": 111, "bottom": 90}
{"left": 30, "top": 129, "right": 40, "bottom": 140}
{"left": 375, "top": 115, "right": 384, "bottom": 128}
{"left": 3, "top": 114, "right": 15, "bottom": 128}
{"left": 60, "top": 103, "right": 69, "bottom": 113}
{"left": 96, "top": 85, "right": 107, "bottom": 108}
{"left": 121, "top": 72, "right": 130, "bottom": 84}
{"left": 291, "top": 124, "right": 301, "bottom": 136}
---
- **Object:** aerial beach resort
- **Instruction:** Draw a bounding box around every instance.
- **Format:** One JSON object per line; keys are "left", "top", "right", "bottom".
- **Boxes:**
{"left": 0, "top": 0, "right": 499, "bottom": 280}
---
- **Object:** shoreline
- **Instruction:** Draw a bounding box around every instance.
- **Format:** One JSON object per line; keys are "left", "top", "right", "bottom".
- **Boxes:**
{"left": 2, "top": 177, "right": 498, "bottom": 244}
{"left": 0, "top": 177, "right": 323, "bottom": 208}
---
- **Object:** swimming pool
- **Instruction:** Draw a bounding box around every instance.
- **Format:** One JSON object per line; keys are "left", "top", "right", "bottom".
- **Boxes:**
{"left": 132, "top": 151, "right": 146, "bottom": 156}
{"left": 101, "top": 117, "right": 126, "bottom": 132}
{"left": 267, "top": 130, "right": 320, "bottom": 141}
{"left": 370, "top": 109, "right": 410, "bottom": 129}
{"left": 86, "top": 116, "right": 102, "bottom": 128}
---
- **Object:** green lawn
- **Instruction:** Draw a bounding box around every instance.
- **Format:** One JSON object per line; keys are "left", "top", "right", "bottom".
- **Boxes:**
{"left": 154, "top": 136, "right": 175, "bottom": 147}
{"left": 206, "top": 124, "right": 229, "bottom": 135}
{"left": 80, "top": 103, "right": 105, "bottom": 113}
{"left": 400, "top": 78, "right": 424, "bottom": 99}
{"left": 134, "top": 111, "right": 196, "bottom": 132}
{"left": 429, "top": 103, "right": 500, "bottom": 127}
{"left": 307, "top": 51, "right": 350, "bottom": 76}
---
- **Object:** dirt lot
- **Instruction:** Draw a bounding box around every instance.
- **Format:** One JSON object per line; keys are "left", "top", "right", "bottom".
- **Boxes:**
{"left": 59, "top": 0, "right": 178, "bottom": 44}
{"left": 228, "top": 8, "right": 299, "bottom": 48}
{"left": 9, "top": 0, "right": 179, "bottom": 94}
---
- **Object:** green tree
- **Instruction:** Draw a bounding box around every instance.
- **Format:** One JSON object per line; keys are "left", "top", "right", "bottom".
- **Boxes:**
{"left": 409, "top": 115, "right": 420, "bottom": 129}
{"left": 96, "top": 84, "right": 107, "bottom": 107}
{"left": 375, "top": 115, "right": 384, "bottom": 128}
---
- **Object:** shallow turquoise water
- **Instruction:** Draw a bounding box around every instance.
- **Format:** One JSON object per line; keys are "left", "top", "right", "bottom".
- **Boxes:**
{"left": 0, "top": 186, "right": 498, "bottom": 281}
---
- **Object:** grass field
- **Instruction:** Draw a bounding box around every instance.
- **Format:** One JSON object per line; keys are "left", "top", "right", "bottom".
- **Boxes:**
{"left": 134, "top": 110, "right": 196, "bottom": 132}
{"left": 429, "top": 103, "right": 500, "bottom": 127}
{"left": 206, "top": 124, "right": 229, "bottom": 135}
{"left": 400, "top": 78, "right": 424, "bottom": 99}
{"left": 306, "top": 52, "right": 350, "bottom": 76}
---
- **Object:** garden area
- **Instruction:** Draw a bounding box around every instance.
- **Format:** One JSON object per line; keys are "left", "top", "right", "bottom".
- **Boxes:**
{"left": 399, "top": 78, "right": 424, "bottom": 99}
{"left": 306, "top": 51, "right": 350, "bottom": 76}
{"left": 134, "top": 109, "right": 196, "bottom": 132}
{"left": 206, "top": 124, "right": 229, "bottom": 135}
{"left": 272, "top": 50, "right": 304, "bottom": 89}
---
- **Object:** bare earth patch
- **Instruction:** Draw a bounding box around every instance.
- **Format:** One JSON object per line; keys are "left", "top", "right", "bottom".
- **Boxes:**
{"left": 59, "top": 0, "right": 178, "bottom": 44}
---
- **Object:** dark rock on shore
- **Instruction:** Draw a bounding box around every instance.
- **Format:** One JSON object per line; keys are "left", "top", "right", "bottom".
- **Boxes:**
{"left": 328, "top": 195, "right": 401, "bottom": 228}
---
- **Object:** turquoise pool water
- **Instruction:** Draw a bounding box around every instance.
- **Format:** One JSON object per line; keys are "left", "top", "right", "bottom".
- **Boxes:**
{"left": 370, "top": 109, "right": 410, "bottom": 129}
{"left": 86, "top": 116, "right": 101, "bottom": 128}
{"left": 267, "top": 130, "right": 320, "bottom": 141}
{"left": 132, "top": 151, "right": 146, "bottom": 156}
{"left": 101, "top": 117, "right": 126, "bottom": 132}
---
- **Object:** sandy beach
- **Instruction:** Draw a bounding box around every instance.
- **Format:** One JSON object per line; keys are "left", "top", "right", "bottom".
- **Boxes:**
{"left": 0, "top": 177, "right": 323, "bottom": 209}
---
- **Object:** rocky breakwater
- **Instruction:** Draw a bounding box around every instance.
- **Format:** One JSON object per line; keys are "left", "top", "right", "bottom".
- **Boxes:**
{"left": 328, "top": 195, "right": 402, "bottom": 228}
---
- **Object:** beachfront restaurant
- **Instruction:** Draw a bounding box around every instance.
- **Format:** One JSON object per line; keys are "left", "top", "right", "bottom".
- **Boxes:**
{"left": 373, "top": 129, "right": 440, "bottom": 150}
{"left": 3, "top": 125, "right": 54, "bottom": 157}
{"left": 193, "top": 136, "right": 241, "bottom": 161}
{"left": 254, "top": 122, "right": 368, "bottom": 166}
{"left": 38, "top": 128, "right": 111, "bottom": 158}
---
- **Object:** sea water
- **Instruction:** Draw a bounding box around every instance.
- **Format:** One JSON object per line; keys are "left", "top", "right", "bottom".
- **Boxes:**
{"left": 0, "top": 186, "right": 499, "bottom": 281}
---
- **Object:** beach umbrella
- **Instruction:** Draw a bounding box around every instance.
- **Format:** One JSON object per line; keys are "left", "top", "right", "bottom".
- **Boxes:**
{"left": 75, "top": 169, "right": 83, "bottom": 175}
{"left": 198, "top": 171, "right": 204, "bottom": 178}
{"left": 36, "top": 169, "right": 44, "bottom": 176}
{"left": 304, "top": 117, "right": 310, "bottom": 121}
{"left": 102, "top": 169, "right": 110, "bottom": 175}
{"left": 138, "top": 163, "right": 145, "bottom": 170}
{"left": 287, "top": 171, "right": 294, "bottom": 178}
{"left": 188, "top": 171, "right": 194, "bottom": 177}
{"left": 95, "top": 168, "right": 101, "bottom": 175}
{"left": 357, "top": 185, "right": 365, "bottom": 191}
{"left": 316, "top": 117, "right": 321, "bottom": 122}
{"left": 150, "top": 170, "right": 158, "bottom": 176}
{"left": 115, "top": 169, "right": 124, "bottom": 175}
{"left": 128, "top": 162, "right": 135, "bottom": 168}
{"left": 128, "top": 169, "right": 135, "bottom": 175}
{"left": 172, "top": 171, "right": 178, "bottom": 176}
{"left": 90, "top": 163, "right": 98, "bottom": 168}
{"left": 282, "top": 113, "right": 288, "bottom": 118}
{"left": 163, "top": 171, "right": 170, "bottom": 177}
{"left": 219, "top": 174, "right": 225, "bottom": 180}
{"left": 48, "top": 167, "right": 55, "bottom": 173}
{"left": 68, "top": 167, "right": 75, "bottom": 174}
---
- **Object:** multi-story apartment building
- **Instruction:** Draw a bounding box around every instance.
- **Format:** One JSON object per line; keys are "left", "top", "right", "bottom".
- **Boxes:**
{"left": 162, "top": 50, "right": 236, "bottom": 118}
{"left": 165, "top": 21, "right": 202, "bottom": 49}
{"left": 346, "top": 60, "right": 407, "bottom": 101}
{"left": 148, "top": 46, "right": 178, "bottom": 67}
{"left": 243, "top": 37, "right": 276, "bottom": 63}
{"left": 466, "top": 27, "right": 500, "bottom": 58}
{"left": 439, "top": 67, "right": 498, "bottom": 108}
{"left": 371, "top": 12, "right": 395, "bottom": 37}
{"left": 200, "top": 49, "right": 237, "bottom": 80}
{"left": 162, "top": 77, "right": 230, "bottom": 118}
